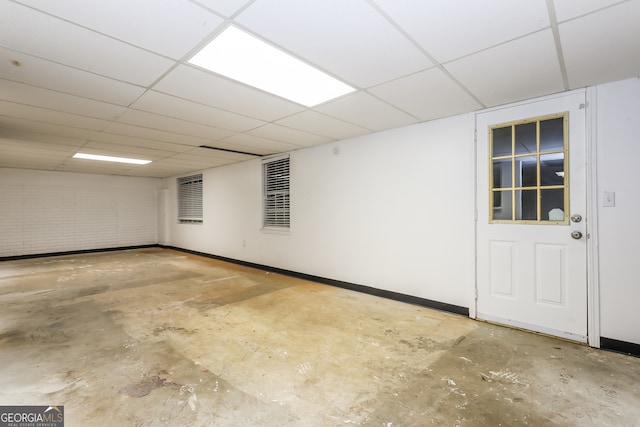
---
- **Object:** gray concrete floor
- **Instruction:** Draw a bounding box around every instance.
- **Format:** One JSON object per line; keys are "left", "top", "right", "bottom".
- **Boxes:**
{"left": 0, "top": 248, "right": 639, "bottom": 426}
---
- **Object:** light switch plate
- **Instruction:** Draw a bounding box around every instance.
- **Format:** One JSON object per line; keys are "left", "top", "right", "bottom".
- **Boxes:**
{"left": 603, "top": 191, "right": 615, "bottom": 207}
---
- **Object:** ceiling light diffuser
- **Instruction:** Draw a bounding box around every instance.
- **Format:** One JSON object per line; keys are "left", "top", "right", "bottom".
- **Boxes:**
{"left": 188, "top": 26, "right": 355, "bottom": 107}
{"left": 73, "top": 153, "right": 151, "bottom": 165}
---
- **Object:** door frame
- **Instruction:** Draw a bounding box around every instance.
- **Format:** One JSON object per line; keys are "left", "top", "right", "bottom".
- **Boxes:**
{"left": 585, "top": 86, "right": 600, "bottom": 348}
{"left": 472, "top": 88, "right": 601, "bottom": 347}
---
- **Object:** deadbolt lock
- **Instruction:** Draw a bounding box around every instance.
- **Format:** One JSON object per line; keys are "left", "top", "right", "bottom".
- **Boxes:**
{"left": 571, "top": 214, "right": 582, "bottom": 223}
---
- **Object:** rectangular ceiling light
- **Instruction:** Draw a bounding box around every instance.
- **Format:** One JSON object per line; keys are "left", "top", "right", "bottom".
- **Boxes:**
{"left": 188, "top": 25, "right": 355, "bottom": 107}
{"left": 73, "top": 153, "right": 151, "bottom": 165}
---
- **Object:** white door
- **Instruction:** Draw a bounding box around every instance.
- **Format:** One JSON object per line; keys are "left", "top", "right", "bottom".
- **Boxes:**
{"left": 476, "top": 92, "right": 588, "bottom": 342}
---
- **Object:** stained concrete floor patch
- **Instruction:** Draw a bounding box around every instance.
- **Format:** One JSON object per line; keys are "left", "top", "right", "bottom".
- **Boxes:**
{"left": 0, "top": 249, "right": 639, "bottom": 426}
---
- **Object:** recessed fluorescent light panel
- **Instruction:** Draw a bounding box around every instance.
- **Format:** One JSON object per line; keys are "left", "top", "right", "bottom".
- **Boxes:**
{"left": 189, "top": 26, "right": 355, "bottom": 107}
{"left": 73, "top": 153, "right": 151, "bottom": 165}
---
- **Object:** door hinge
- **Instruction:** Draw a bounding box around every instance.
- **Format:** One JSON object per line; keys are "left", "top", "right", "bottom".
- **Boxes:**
{"left": 475, "top": 288, "right": 478, "bottom": 300}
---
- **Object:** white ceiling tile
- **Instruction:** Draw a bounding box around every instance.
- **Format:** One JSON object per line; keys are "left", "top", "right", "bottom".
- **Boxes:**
{"left": 0, "top": 80, "right": 127, "bottom": 121}
{"left": 182, "top": 146, "right": 257, "bottom": 162}
{"left": 0, "top": 140, "right": 75, "bottom": 170}
{"left": 86, "top": 133, "right": 194, "bottom": 153}
{"left": 116, "top": 109, "right": 234, "bottom": 140}
{"left": 316, "top": 92, "right": 417, "bottom": 131}
{"left": 0, "top": 138, "right": 78, "bottom": 157}
{"left": 0, "top": 153, "right": 68, "bottom": 164}
{"left": 246, "top": 124, "right": 332, "bottom": 147}
{"left": 125, "top": 168, "right": 196, "bottom": 178}
{"left": 222, "top": 134, "right": 299, "bottom": 154}
{"left": 560, "top": 1, "right": 640, "bottom": 88}
{"left": 0, "top": 155, "right": 66, "bottom": 167}
{"left": 154, "top": 65, "right": 306, "bottom": 121}
{"left": 0, "top": 128, "right": 86, "bottom": 147}
{"left": 553, "top": 0, "right": 627, "bottom": 22}
{"left": 103, "top": 122, "right": 212, "bottom": 147}
{"left": 0, "top": 159, "right": 63, "bottom": 170}
{"left": 133, "top": 162, "right": 197, "bottom": 171}
{"left": 0, "top": 117, "right": 188, "bottom": 162}
{"left": 0, "top": 101, "right": 110, "bottom": 131}
{"left": 170, "top": 152, "right": 237, "bottom": 166}
{"left": 191, "top": 0, "right": 253, "bottom": 17}
{"left": 151, "top": 157, "right": 222, "bottom": 168}
{"left": 445, "top": 30, "right": 564, "bottom": 107}
{"left": 55, "top": 161, "right": 136, "bottom": 174}
{"left": 82, "top": 141, "right": 176, "bottom": 159}
{"left": 131, "top": 91, "right": 266, "bottom": 132}
{"left": 0, "top": 118, "right": 195, "bottom": 154}
{"left": 374, "top": 0, "right": 549, "bottom": 63}
{"left": 236, "top": 0, "right": 433, "bottom": 87}
{"left": 275, "top": 111, "right": 370, "bottom": 140}
{"left": 0, "top": 48, "right": 145, "bottom": 106}
{"left": 369, "top": 68, "right": 483, "bottom": 121}
{"left": 0, "top": 1, "right": 174, "bottom": 85}
{"left": 0, "top": 116, "right": 97, "bottom": 141}
{"left": 15, "top": 0, "right": 224, "bottom": 59}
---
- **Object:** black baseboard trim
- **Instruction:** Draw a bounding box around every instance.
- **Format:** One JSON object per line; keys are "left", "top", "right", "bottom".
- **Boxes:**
{"left": 161, "top": 245, "right": 470, "bottom": 317}
{"left": 0, "top": 245, "right": 158, "bottom": 262}
{"left": 601, "top": 337, "right": 640, "bottom": 358}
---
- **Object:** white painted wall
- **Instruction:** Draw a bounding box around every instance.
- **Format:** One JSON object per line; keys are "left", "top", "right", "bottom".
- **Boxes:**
{"left": 595, "top": 77, "right": 640, "bottom": 345}
{"left": 166, "top": 113, "right": 476, "bottom": 309}
{"left": 0, "top": 168, "right": 161, "bottom": 257}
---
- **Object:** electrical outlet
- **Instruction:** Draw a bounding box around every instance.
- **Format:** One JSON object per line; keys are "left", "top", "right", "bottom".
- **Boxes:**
{"left": 603, "top": 191, "right": 615, "bottom": 207}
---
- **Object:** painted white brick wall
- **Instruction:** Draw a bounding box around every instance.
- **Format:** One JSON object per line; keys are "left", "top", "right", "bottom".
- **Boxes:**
{"left": 0, "top": 169, "right": 161, "bottom": 257}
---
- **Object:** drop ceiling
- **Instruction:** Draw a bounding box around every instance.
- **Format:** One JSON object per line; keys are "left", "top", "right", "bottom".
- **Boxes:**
{"left": 1, "top": 0, "right": 639, "bottom": 178}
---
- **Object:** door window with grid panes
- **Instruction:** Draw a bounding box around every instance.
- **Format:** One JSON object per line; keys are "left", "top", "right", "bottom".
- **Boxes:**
{"left": 490, "top": 113, "right": 568, "bottom": 224}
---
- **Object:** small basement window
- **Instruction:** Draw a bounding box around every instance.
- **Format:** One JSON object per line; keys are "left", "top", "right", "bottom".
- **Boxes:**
{"left": 177, "top": 174, "right": 203, "bottom": 224}
{"left": 263, "top": 155, "right": 290, "bottom": 229}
